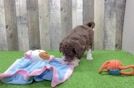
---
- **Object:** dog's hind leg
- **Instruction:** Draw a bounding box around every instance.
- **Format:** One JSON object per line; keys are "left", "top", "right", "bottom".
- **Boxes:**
{"left": 86, "top": 49, "right": 93, "bottom": 60}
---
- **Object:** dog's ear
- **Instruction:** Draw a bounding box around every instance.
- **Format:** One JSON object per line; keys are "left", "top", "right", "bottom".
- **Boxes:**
{"left": 73, "top": 47, "right": 82, "bottom": 59}
{"left": 59, "top": 42, "right": 68, "bottom": 52}
{"left": 59, "top": 42, "right": 63, "bottom": 52}
{"left": 86, "top": 22, "right": 95, "bottom": 28}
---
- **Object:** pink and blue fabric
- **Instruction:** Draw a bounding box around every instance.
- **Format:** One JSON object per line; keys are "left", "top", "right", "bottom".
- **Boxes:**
{"left": 0, "top": 57, "right": 75, "bottom": 87}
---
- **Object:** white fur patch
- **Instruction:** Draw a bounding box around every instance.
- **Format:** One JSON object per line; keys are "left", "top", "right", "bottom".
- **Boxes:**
{"left": 87, "top": 49, "right": 93, "bottom": 60}
{"left": 71, "top": 58, "right": 80, "bottom": 67}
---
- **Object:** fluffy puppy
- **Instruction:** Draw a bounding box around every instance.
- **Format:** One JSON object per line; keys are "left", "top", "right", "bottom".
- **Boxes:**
{"left": 59, "top": 22, "right": 95, "bottom": 62}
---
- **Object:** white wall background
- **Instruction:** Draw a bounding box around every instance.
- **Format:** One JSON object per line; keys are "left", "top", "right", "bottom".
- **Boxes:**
{"left": 122, "top": 0, "right": 134, "bottom": 54}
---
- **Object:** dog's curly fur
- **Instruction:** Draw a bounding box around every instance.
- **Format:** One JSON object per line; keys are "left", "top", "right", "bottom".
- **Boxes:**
{"left": 59, "top": 22, "right": 95, "bottom": 61}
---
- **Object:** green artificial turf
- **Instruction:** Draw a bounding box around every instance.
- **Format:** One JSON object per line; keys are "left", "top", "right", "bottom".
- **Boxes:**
{"left": 0, "top": 50, "right": 134, "bottom": 88}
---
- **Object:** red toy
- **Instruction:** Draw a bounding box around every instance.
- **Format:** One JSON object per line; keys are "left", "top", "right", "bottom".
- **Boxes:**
{"left": 99, "top": 59, "right": 134, "bottom": 76}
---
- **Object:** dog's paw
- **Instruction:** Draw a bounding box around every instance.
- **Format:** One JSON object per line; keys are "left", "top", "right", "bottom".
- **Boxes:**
{"left": 87, "top": 55, "right": 93, "bottom": 60}
{"left": 87, "top": 49, "right": 93, "bottom": 60}
{"left": 71, "top": 58, "right": 80, "bottom": 67}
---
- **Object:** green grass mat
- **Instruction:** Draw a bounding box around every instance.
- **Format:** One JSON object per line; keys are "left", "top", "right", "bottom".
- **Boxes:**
{"left": 0, "top": 50, "right": 134, "bottom": 88}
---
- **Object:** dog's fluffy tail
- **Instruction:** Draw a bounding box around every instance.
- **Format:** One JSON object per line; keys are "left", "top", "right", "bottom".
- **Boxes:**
{"left": 86, "top": 22, "right": 95, "bottom": 28}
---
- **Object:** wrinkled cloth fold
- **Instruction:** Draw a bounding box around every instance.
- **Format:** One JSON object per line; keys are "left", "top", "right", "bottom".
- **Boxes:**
{"left": 0, "top": 57, "right": 75, "bottom": 87}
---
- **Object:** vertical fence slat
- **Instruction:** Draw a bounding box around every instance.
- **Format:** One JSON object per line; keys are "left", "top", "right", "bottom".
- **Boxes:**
{"left": 72, "top": 0, "right": 83, "bottom": 28}
{"left": 4, "top": 0, "right": 18, "bottom": 50}
{"left": 104, "top": 0, "right": 116, "bottom": 50}
{"left": 72, "top": 0, "right": 77, "bottom": 28}
{"left": 122, "top": 0, "right": 134, "bottom": 54}
{"left": 49, "top": 0, "right": 61, "bottom": 50}
{"left": 16, "top": 0, "right": 29, "bottom": 51}
{"left": 83, "top": 0, "right": 94, "bottom": 24}
{"left": 115, "top": 0, "right": 126, "bottom": 49}
{"left": 60, "top": 0, "right": 72, "bottom": 37}
{"left": 94, "top": 0, "right": 104, "bottom": 49}
{"left": 27, "top": 0, "right": 40, "bottom": 49}
{"left": 0, "top": 0, "right": 8, "bottom": 50}
{"left": 38, "top": 0, "right": 50, "bottom": 50}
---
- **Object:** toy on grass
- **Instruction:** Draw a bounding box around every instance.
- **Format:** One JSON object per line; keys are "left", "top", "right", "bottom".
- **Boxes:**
{"left": 24, "top": 50, "right": 79, "bottom": 66}
{"left": 98, "top": 59, "right": 134, "bottom": 76}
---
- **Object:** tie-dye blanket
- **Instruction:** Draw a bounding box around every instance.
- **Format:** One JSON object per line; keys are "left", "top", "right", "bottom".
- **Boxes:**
{"left": 0, "top": 57, "right": 76, "bottom": 87}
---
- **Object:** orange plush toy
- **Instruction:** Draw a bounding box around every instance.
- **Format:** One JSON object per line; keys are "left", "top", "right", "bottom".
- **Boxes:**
{"left": 99, "top": 60, "right": 134, "bottom": 76}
